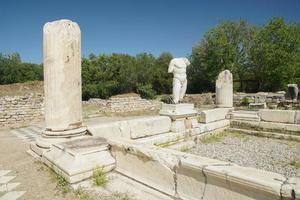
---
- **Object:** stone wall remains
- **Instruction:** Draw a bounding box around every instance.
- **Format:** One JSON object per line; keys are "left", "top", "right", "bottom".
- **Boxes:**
{"left": 104, "top": 95, "right": 161, "bottom": 113}
{"left": 0, "top": 94, "right": 44, "bottom": 128}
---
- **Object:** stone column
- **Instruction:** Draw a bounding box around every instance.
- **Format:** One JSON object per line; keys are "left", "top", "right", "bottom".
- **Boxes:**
{"left": 216, "top": 70, "right": 233, "bottom": 108}
{"left": 37, "top": 19, "right": 86, "bottom": 148}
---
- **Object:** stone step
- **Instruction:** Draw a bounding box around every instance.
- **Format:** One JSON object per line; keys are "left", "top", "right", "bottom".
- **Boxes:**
{"left": 0, "top": 191, "right": 25, "bottom": 200}
{"left": 0, "top": 183, "right": 20, "bottom": 192}
{"left": 230, "top": 110, "right": 260, "bottom": 121}
{"left": 134, "top": 131, "right": 187, "bottom": 146}
{"left": 228, "top": 128, "right": 300, "bottom": 142}
{"left": 0, "top": 176, "right": 16, "bottom": 184}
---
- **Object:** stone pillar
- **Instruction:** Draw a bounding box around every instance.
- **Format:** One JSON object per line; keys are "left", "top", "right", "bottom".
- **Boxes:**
{"left": 37, "top": 19, "right": 86, "bottom": 148}
{"left": 216, "top": 70, "right": 233, "bottom": 108}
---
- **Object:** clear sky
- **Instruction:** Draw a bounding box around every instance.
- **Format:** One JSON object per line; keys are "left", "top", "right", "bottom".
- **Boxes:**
{"left": 0, "top": 0, "right": 299, "bottom": 64}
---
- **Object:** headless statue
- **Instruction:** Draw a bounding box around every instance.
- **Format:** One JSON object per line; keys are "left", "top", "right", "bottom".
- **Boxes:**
{"left": 168, "top": 57, "right": 190, "bottom": 103}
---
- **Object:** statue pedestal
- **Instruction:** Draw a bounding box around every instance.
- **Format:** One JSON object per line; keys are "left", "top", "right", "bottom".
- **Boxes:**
{"left": 159, "top": 103, "right": 198, "bottom": 133}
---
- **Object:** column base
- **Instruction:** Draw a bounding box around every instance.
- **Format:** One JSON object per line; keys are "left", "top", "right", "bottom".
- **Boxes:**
{"left": 31, "top": 126, "right": 87, "bottom": 157}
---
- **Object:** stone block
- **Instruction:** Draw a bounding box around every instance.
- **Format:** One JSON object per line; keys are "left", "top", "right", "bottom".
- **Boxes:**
{"left": 128, "top": 116, "right": 171, "bottom": 139}
{"left": 198, "top": 108, "right": 231, "bottom": 123}
{"left": 159, "top": 103, "right": 197, "bottom": 120}
{"left": 258, "top": 109, "right": 296, "bottom": 124}
{"left": 42, "top": 136, "right": 115, "bottom": 183}
{"left": 88, "top": 116, "right": 171, "bottom": 139}
{"left": 170, "top": 119, "right": 186, "bottom": 133}
{"left": 198, "top": 119, "right": 230, "bottom": 133}
{"left": 295, "top": 111, "right": 300, "bottom": 124}
{"left": 177, "top": 155, "right": 228, "bottom": 200}
{"left": 110, "top": 140, "right": 177, "bottom": 196}
{"left": 203, "top": 165, "right": 285, "bottom": 200}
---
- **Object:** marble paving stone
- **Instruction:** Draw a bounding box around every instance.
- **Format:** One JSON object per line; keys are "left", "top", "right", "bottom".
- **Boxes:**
{"left": 0, "top": 191, "right": 25, "bottom": 200}
{"left": 0, "top": 176, "right": 15, "bottom": 184}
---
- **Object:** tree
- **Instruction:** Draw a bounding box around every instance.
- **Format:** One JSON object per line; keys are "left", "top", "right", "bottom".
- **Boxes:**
{"left": 189, "top": 20, "right": 257, "bottom": 93}
{"left": 250, "top": 17, "right": 300, "bottom": 91}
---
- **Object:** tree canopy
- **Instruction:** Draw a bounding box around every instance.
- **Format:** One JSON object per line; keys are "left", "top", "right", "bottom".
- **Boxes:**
{"left": 1, "top": 17, "right": 300, "bottom": 99}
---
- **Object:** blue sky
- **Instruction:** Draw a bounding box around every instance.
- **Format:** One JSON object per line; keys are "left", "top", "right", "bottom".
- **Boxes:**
{"left": 0, "top": 0, "right": 299, "bottom": 64}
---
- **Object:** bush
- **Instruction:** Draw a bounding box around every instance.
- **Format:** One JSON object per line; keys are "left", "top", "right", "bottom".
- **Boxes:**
{"left": 241, "top": 97, "right": 250, "bottom": 106}
{"left": 136, "top": 83, "right": 156, "bottom": 99}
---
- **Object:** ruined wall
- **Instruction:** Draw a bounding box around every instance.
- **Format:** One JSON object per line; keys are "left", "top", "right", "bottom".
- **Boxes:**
{"left": 84, "top": 94, "right": 161, "bottom": 113}
{"left": 0, "top": 94, "right": 44, "bottom": 128}
{"left": 182, "top": 93, "right": 215, "bottom": 108}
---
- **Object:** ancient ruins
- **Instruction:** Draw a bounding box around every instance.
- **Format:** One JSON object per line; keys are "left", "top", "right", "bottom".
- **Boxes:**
{"left": 1, "top": 19, "right": 299, "bottom": 200}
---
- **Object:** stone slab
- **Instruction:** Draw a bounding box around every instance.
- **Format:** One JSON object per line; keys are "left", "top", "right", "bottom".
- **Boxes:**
{"left": 197, "top": 119, "right": 230, "bottom": 134}
{"left": 203, "top": 165, "right": 285, "bottom": 200}
{"left": 258, "top": 109, "right": 296, "bottom": 124}
{"left": 198, "top": 108, "right": 231, "bottom": 123}
{"left": 88, "top": 116, "right": 171, "bottom": 139}
{"left": 128, "top": 116, "right": 171, "bottom": 139}
{"left": 42, "top": 136, "right": 115, "bottom": 183}
{"left": 159, "top": 103, "right": 197, "bottom": 119}
{"left": 110, "top": 139, "right": 178, "bottom": 196}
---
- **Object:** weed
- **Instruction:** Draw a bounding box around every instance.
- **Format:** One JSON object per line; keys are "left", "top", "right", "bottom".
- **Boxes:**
{"left": 92, "top": 167, "right": 107, "bottom": 187}
{"left": 290, "top": 160, "right": 300, "bottom": 169}
{"left": 180, "top": 146, "right": 189, "bottom": 152}
{"left": 75, "top": 187, "right": 95, "bottom": 200}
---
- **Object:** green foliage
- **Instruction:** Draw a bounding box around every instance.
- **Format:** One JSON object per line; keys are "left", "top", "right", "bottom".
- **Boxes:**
{"left": 92, "top": 167, "right": 107, "bottom": 187}
{"left": 75, "top": 187, "right": 95, "bottom": 200}
{"left": 290, "top": 160, "right": 300, "bottom": 169}
{"left": 190, "top": 17, "right": 300, "bottom": 93}
{"left": 81, "top": 52, "right": 172, "bottom": 100}
{"left": 241, "top": 96, "right": 250, "bottom": 106}
{"left": 136, "top": 83, "right": 156, "bottom": 99}
{"left": 2, "top": 17, "right": 300, "bottom": 97}
{"left": 0, "top": 53, "right": 43, "bottom": 84}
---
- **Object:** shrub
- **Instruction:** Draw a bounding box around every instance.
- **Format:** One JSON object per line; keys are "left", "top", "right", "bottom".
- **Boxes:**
{"left": 136, "top": 83, "right": 156, "bottom": 99}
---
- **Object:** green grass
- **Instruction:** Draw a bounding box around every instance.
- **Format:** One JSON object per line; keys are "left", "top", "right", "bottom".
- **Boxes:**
{"left": 74, "top": 187, "right": 95, "bottom": 200}
{"left": 36, "top": 161, "right": 71, "bottom": 195}
{"left": 92, "top": 167, "right": 107, "bottom": 187}
{"left": 290, "top": 160, "right": 300, "bottom": 169}
{"left": 200, "top": 130, "right": 248, "bottom": 144}
{"left": 179, "top": 146, "right": 189, "bottom": 152}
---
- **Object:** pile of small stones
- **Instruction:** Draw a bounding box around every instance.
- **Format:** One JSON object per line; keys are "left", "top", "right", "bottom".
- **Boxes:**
{"left": 189, "top": 133, "right": 300, "bottom": 177}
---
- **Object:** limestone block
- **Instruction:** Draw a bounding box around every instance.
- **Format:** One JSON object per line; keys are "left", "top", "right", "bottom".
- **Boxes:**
{"left": 258, "top": 109, "right": 295, "bottom": 124}
{"left": 295, "top": 111, "right": 300, "bottom": 124}
{"left": 42, "top": 137, "right": 115, "bottom": 183}
{"left": 88, "top": 121, "right": 131, "bottom": 139}
{"left": 198, "top": 119, "right": 230, "bottom": 133}
{"left": 110, "top": 140, "right": 178, "bottom": 196}
{"left": 159, "top": 103, "right": 197, "bottom": 119}
{"left": 88, "top": 116, "right": 171, "bottom": 139}
{"left": 177, "top": 155, "right": 228, "bottom": 200}
{"left": 128, "top": 116, "right": 171, "bottom": 139}
{"left": 203, "top": 165, "right": 286, "bottom": 200}
{"left": 171, "top": 119, "right": 186, "bottom": 133}
{"left": 198, "top": 108, "right": 231, "bottom": 123}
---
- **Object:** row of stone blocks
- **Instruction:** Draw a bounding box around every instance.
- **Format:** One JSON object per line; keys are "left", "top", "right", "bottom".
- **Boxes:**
{"left": 110, "top": 139, "right": 299, "bottom": 200}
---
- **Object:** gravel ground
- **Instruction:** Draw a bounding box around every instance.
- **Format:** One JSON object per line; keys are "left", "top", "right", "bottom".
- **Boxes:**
{"left": 189, "top": 131, "right": 300, "bottom": 177}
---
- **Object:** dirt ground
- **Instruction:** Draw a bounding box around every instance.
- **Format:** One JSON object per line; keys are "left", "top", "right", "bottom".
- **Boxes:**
{"left": 0, "top": 125, "right": 135, "bottom": 200}
{"left": 0, "top": 81, "right": 43, "bottom": 97}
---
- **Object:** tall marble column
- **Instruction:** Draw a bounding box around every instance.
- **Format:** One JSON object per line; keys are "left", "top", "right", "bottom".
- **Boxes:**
{"left": 37, "top": 19, "right": 86, "bottom": 148}
{"left": 216, "top": 70, "right": 233, "bottom": 108}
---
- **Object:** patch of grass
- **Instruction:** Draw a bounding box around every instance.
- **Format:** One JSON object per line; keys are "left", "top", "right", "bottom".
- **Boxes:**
{"left": 180, "top": 146, "right": 189, "bottom": 152}
{"left": 92, "top": 167, "right": 107, "bottom": 187}
{"left": 200, "top": 130, "right": 248, "bottom": 144}
{"left": 111, "top": 192, "right": 132, "bottom": 200}
{"left": 34, "top": 161, "right": 71, "bottom": 195}
{"left": 74, "top": 187, "right": 95, "bottom": 200}
{"left": 290, "top": 160, "right": 300, "bottom": 169}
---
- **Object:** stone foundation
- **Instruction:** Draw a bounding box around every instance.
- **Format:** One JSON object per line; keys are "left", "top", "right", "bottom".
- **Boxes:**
{"left": 0, "top": 94, "right": 44, "bottom": 128}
